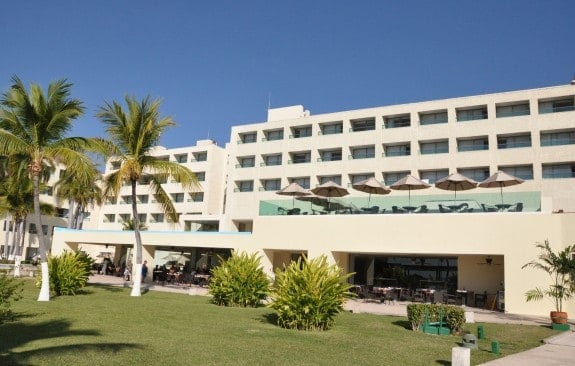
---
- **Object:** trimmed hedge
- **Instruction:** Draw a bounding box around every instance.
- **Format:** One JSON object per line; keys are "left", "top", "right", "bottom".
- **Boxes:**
{"left": 406, "top": 303, "right": 465, "bottom": 334}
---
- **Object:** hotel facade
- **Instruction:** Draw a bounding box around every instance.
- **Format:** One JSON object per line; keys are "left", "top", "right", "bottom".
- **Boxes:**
{"left": 29, "top": 82, "right": 575, "bottom": 318}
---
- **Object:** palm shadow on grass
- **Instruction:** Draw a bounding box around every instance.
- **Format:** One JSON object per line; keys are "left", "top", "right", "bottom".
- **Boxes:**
{"left": 0, "top": 318, "right": 142, "bottom": 365}
{"left": 392, "top": 319, "right": 412, "bottom": 330}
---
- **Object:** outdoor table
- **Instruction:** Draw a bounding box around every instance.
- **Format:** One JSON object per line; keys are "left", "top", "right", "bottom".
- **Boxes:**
{"left": 402, "top": 206, "right": 417, "bottom": 213}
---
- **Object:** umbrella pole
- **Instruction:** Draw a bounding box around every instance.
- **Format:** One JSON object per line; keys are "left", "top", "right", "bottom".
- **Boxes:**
{"left": 500, "top": 184, "right": 504, "bottom": 205}
{"left": 368, "top": 193, "right": 371, "bottom": 208}
{"left": 409, "top": 187, "right": 411, "bottom": 206}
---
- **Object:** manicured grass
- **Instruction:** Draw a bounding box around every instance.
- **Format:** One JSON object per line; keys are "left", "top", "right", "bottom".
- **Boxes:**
{"left": 1, "top": 279, "right": 558, "bottom": 365}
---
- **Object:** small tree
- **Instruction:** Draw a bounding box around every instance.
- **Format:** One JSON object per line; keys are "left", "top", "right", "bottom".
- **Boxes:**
{"left": 268, "top": 255, "right": 354, "bottom": 331}
{"left": 522, "top": 240, "right": 575, "bottom": 312}
{"left": 0, "top": 274, "right": 23, "bottom": 322}
{"left": 209, "top": 251, "right": 270, "bottom": 307}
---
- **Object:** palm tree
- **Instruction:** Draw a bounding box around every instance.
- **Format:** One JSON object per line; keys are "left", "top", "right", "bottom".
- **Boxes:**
{"left": 122, "top": 218, "right": 148, "bottom": 231}
{"left": 96, "top": 95, "right": 198, "bottom": 296}
{"left": 54, "top": 164, "right": 103, "bottom": 229}
{"left": 0, "top": 76, "right": 91, "bottom": 301}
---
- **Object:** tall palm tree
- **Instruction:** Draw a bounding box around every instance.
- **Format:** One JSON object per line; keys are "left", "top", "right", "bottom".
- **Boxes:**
{"left": 54, "top": 164, "right": 103, "bottom": 229}
{"left": 0, "top": 76, "right": 91, "bottom": 301}
{"left": 96, "top": 95, "right": 198, "bottom": 296}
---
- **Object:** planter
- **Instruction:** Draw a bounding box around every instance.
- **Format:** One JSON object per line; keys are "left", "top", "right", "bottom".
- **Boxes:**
{"left": 550, "top": 311, "right": 568, "bottom": 324}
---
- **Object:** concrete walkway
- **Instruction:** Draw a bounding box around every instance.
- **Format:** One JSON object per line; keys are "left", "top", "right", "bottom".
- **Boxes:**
{"left": 88, "top": 274, "right": 575, "bottom": 365}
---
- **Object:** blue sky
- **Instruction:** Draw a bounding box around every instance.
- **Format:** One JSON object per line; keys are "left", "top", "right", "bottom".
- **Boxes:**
{"left": 1, "top": 1, "right": 574, "bottom": 148}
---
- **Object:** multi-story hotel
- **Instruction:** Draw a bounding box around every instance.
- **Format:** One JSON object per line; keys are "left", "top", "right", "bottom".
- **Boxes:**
{"left": 17, "top": 81, "right": 575, "bottom": 318}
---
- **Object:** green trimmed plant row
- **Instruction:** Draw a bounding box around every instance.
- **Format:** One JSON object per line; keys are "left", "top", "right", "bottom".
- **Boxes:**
{"left": 406, "top": 303, "right": 465, "bottom": 334}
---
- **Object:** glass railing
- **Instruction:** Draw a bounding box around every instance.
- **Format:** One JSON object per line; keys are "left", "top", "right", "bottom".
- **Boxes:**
{"left": 497, "top": 141, "right": 531, "bottom": 149}
{"left": 458, "top": 145, "right": 488, "bottom": 152}
{"left": 541, "top": 138, "right": 575, "bottom": 147}
{"left": 539, "top": 105, "right": 575, "bottom": 114}
{"left": 495, "top": 110, "right": 530, "bottom": 118}
{"left": 420, "top": 147, "right": 448, "bottom": 155}
{"left": 260, "top": 191, "right": 541, "bottom": 216}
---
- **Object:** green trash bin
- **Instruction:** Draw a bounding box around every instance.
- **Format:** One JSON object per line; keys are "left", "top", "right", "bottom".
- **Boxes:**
{"left": 477, "top": 325, "right": 485, "bottom": 339}
{"left": 491, "top": 341, "right": 500, "bottom": 354}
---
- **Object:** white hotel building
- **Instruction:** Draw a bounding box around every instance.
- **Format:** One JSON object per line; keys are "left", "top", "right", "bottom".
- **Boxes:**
{"left": 46, "top": 81, "right": 575, "bottom": 317}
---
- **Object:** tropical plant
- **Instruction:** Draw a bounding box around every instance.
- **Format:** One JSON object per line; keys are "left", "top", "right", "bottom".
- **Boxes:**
{"left": 37, "top": 250, "right": 94, "bottom": 296}
{"left": 96, "top": 95, "right": 198, "bottom": 296}
{"left": 54, "top": 164, "right": 103, "bottom": 229}
{"left": 522, "top": 240, "right": 575, "bottom": 312}
{"left": 0, "top": 75, "right": 92, "bottom": 302}
{"left": 122, "top": 218, "right": 148, "bottom": 231}
{"left": 0, "top": 273, "right": 23, "bottom": 322}
{"left": 268, "top": 255, "right": 354, "bottom": 331}
{"left": 209, "top": 251, "right": 270, "bottom": 307}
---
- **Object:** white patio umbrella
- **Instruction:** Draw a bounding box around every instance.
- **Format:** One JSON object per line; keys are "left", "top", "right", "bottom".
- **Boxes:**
{"left": 276, "top": 182, "right": 311, "bottom": 208}
{"left": 478, "top": 170, "right": 524, "bottom": 204}
{"left": 389, "top": 175, "right": 431, "bottom": 206}
{"left": 352, "top": 177, "right": 391, "bottom": 207}
{"left": 435, "top": 173, "right": 477, "bottom": 202}
{"left": 311, "top": 181, "right": 349, "bottom": 211}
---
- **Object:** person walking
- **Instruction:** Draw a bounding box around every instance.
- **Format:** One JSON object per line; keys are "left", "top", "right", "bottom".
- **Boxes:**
{"left": 141, "top": 260, "right": 149, "bottom": 282}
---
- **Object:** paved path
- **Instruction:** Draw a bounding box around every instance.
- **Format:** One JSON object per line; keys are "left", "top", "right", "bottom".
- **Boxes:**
{"left": 88, "top": 274, "right": 575, "bottom": 365}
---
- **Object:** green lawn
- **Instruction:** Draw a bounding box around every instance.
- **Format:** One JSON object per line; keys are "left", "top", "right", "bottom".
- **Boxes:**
{"left": 1, "top": 279, "right": 558, "bottom": 365}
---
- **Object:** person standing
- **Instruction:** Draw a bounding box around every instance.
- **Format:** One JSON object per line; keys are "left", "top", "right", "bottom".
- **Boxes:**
{"left": 141, "top": 260, "right": 148, "bottom": 282}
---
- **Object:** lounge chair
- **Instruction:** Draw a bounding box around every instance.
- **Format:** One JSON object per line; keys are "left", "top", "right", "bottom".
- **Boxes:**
{"left": 438, "top": 204, "right": 452, "bottom": 213}
{"left": 481, "top": 203, "right": 497, "bottom": 212}
{"left": 508, "top": 202, "right": 523, "bottom": 212}
{"left": 415, "top": 205, "right": 428, "bottom": 213}
{"left": 392, "top": 206, "right": 406, "bottom": 214}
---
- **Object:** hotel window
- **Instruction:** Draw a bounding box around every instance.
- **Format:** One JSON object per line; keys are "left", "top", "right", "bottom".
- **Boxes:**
{"left": 457, "top": 137, "right": 488, "bottom": 152}
{"left": 419, "top": 110, "right": 448, "bottom": 125}
{"left": 174, "top": 153, "right": 188, "bottom": 163}
{"left": 542, "top": 163, "right": 575, "bottom": 179}
{"left": 456, "top": 106, "right": 488, "bottom": 121}
{"left": 138, "top": 214, "right": 147, "bottom": 223}
{"left": 500, "top": 165, "right": 533, "bottom": 180}
{"left": 236, "top": 180, "right": 254, "bottom": 192}
{"left": 420, "top": 140, "right": 448, "bottom": 155}
{"left": 289, "top": 151, "right": 311, "bottom": 164}
{"left": 350, "top": 117, "right": 375, "bottom": 132}
{"left": 419, "top": 169, "right": 449, "bottom": 184}
{"left": 538, "top": 97, "right": 575, "bottom": 114}
{"left": 350, "top": 145, "right": 375, "bottom": 159}
{"left": 151, "top": 213, "right": 164, "bottom": 223}
{"left": 290, "top": 177, "right": 310, "bottom": 189}
{"left": 237, "top": 156, "right": 255, "bottom": 168}
{"left": 318, "top": 175, "right": 342, "bottom": 185}
{"left": 384, "top": 143, "right": 410, "bottom": 157}
{"left": 195, "top": 171, "right": 205, "bottom": 181}
{"left": 156, "top": 155, "right": 169, "bottom": 162}
{"left": 239, "top": 132, "right": 257, "bottom": 144}
{"left": 190, "top": 192, "right": 204, "bottom": 202}
{"left": 350, "top": 173, "right": 374, "bottom": 184}
{"left": 40, "top": 186, "right": 53, "bottom": 196}
{"left": 383, "top": 171, "right": 410, "bottom": 186}
{"left": 171, "top": 193, "right": 185, "bottom": 203}
{"left": 457, "top": 167, "right": 490, "bottom": 182}
{"left": 42, "top": 225, "right": 48, "bottom": 236}
{"left": 384, "top": 114, "right": 411, "bottom": 129}
{"left": 104, "top": 214, "right": 116, "bottom": 223}
{"left": 262, "top": 154, "right": 282, "bottom": 166}
{"left": 138, "top": 175, "right": 151, "bottom": 185}
{"left": 291, "top": 125, "right": 312, "bottom": 138}
{"left": 121, "top": 195, "right": 133, "bottom": 204}
{"left": 261, "top": 179, "right": 281, "bottom": 191}
{"left": 319, "top": 148, "right": 342, "bottom": 162}
{"left": 105, "top": 197, "right": 117, "bottom": 205}
{"left": 192, "top": 151, "right": 207, "bottom": 162}
{"left": 111, "top": 161, "right": 121, "bottom": 170}
{"left": 496, "top": 102, "right": 530, "bottom": 118}
{"left": 119, "top": 214, "right": 131, "bottom": 223}
{"left": 497, "top": 134, "right": 531, "bottom": 149}
{"left": 320, "top": 121, "right": 343, "bottom": 135}
{"left": 136, "top": 194, "right": 149, "bottom": 204}
{"left": 28, "top": 223, "right": 37, "bottom": 234}
{"left": 263, "top": 129, "right": 284, "bottom": 141}
{"left": 540, "top": 130, "right": 575, "bottom": 147}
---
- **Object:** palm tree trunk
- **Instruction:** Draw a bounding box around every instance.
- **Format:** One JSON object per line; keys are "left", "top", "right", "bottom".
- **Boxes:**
{"left": 4, "top": 215, "right": 13, "bottom": 259}
{"left": 67, "top": 198, "right": 75, "bottom": 229}
{"left": 130, "top": 179, "right": 143, "bottom": 296}
{"left": 73, "top": 203, "right": 83, "bottom": 229}
{"left": 32, "top": 169, "right": 50, "bottom": 301}
{"left": 13, "top": 219, "right": 24, "bottom": 277}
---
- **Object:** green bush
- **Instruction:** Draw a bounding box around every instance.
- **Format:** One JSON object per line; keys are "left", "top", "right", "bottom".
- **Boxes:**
{"left": 268, "top": 255, "right": 354, "bottom": 331}
{"left": 0, "top": 274, "right": 23, "bottom": 323}
{"left": 209, "top": 251, "right": 270, "bottom": 307}
{"left": 406, "top": 303, "right": 465, "bottom": 334}
{"left": 37, "top": 251, "right": 94, "bottom": 296}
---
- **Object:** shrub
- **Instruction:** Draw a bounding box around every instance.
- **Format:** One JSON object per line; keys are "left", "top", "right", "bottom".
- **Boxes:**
{"left": 37, "top": 250, "right": 94, "bottom": 296}
{"left": 268, "top": 255, "right": 354, "bottom": 331}
{"left": 406, "top": 303, "right": 465, "bottom": 334}
{"left": 0, "top": 274, "right": 23, "bottom": 323}
{"left": 209, "top": 251, "right": 270, "bottom": 307}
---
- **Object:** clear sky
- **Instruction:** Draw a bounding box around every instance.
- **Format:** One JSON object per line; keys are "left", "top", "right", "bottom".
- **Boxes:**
{"left": 1, "top": 1, "right": 574, "bottom": 148}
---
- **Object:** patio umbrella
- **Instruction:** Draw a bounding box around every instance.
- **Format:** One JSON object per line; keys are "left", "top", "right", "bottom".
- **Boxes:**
{"left": 435, "top": 173, "right": 477, "bottom": 202}
{"left": 389, "top": 175, "right": 431, "bottom": 206}
{"left": 352, "top": 177, "right": 391, "bottom": 207}
{"left": 163, "top": 253, "right": 190, "bottom": 264}
{"left": 311, "top": 181, "right": 349, "bottom": 211}
{"left": 478, "top": 170, "right": 524, "bottom": 204}
{"left": 276, "top": 182, "right": 311, "bottom": 208}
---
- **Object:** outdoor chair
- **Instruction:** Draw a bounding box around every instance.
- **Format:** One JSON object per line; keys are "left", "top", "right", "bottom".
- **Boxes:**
{"left": 481, "top": 203, "right": 497, "bottom": 212}
{"left": 438, "top": 204, "right": 452, "bottom": 213}
{"left": 508, "top": 202, "right": 523, "bottom": 212}
{"left": 277, "top": 207, "right": 286, "bottom": 215}
{"left": 368, "top": 206, "right": 379, "bottom": 214}
{"left": 474, "top": 291, "right": 487, "bottom": 308}
{"left": 415, "top": 205, "right": 428, "bottom": 213}
{"left": 287, "top": 208, "right": 301, "bottom": 215}
{"left": 392, "top": 206, "right": 406, "bottom": 214}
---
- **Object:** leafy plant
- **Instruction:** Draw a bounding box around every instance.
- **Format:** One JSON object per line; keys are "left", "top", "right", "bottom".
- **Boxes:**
{"left": 0, "top": 274, "right": 23, "bottom": 322}
{"left": 406, "top": 303, "right": 465, "bottom": 334}
{"left": 209, "top": 251, "right": 270, "bottom": 307}
{"left": 268, "top": 255, "right": 354, "bottom": 331}
{"left": 37, "top": 250, "right": 94, "bottom": 296}
{"left": 522, "top": 240, "right": 575, "bottom": 312}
